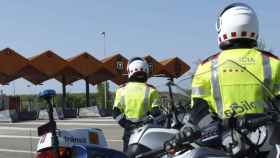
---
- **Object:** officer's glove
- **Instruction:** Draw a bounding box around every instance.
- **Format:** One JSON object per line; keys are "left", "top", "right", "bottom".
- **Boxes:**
{"left": 112, "top": 107, "right": 136, "bottom": 129}
{"left": 143, "top": 115, "right": 155, "bottom": 124}
{"left": 150, "top": 107, "right": 162, "bottom": 117}
{"left": 119, "top": 117, "right": 136, "bottom": 130}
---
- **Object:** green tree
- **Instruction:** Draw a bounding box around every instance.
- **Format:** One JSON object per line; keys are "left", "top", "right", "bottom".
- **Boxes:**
{"left": 54, "top": 93, "right": 85, "bottom": 109}
{"left": 96, "top": 82, "right": 110, "bottom": 109}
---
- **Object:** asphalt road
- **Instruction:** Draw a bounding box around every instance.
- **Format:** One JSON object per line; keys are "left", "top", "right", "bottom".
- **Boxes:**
{"left": 0, "top": 117, "right": 123, "bottom": 158}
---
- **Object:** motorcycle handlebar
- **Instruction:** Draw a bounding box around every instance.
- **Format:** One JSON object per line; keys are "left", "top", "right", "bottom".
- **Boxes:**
{"left": 137, "top": 112, "right": 279, "bottom": 158}
{"left": 223, "top": 112, "right": 278, "bottom": 131}
{"left": 133, "top": 114, "right": 171, "bottom": 127}
{"left": 176, "top": 128, "right": 201, "bottom": 145}
{"left": 138, "top": 112, "right": 279, "bottom": 158}
{"left": 237, "top": 112, "right": 277, "bottom": 131}
{"left": 135, "top": 127, "right": 200, "bottom": 158}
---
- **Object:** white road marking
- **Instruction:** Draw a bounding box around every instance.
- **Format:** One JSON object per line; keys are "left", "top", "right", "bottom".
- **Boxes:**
{"left": 0, "top": 125, "right": 120, "bottom": 133}
{"left": 0, "top": 122, "right": 118, "bottom": 126}
{"left": 0, "top": 126, "right": 37, "bottom": 131}
{"left": 0, "top": 135, "right": 39, "bottom": 139}
{"left": 37, "top": 118, "right": 115, "bottom": 122}
{"left": 0, "top": 148, "right": 35, "bottom": 154}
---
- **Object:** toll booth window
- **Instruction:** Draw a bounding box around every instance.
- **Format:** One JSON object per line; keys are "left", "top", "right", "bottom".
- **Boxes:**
{"left": 116, "top": 61, "right": 124, "bottom": 71}
{"left": 149, "top": 63, "right": 153, "bottom": 74}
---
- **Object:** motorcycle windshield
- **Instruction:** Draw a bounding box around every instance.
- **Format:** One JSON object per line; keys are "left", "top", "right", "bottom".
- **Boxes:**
{"left": 192, "top": 55, "right": 278, "bottom": 118}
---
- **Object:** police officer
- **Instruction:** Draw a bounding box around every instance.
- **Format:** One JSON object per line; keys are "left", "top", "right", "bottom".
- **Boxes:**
{"left": 112, "top": 57, "right": 161, "bottom": 152}
{"left": 169, "top": 3, "right": 280, "bottom": 157}
{"left": 192, "top": 2, "right": 280, "bottom": 122}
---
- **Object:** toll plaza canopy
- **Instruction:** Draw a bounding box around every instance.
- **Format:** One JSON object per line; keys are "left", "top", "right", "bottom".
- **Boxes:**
{"left": 0, "top": 48, "right": 190, "bottom": 86}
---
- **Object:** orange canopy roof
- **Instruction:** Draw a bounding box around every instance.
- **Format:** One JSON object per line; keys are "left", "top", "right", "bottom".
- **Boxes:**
{"left": 0, "top": 48, "right": 190, "bottom": 85}
{"left": 54, "top": 65, "right": 84, "bottom": 85}
{"left": 0, "top": 48, "right": 29, "bottom": 75}
{"left": 20, "top": 65, "right": 49, "bottom": 85}
{"left": 68, "top": 52, "right": 103, "bottom": 77}
{"left": 87, "top": 67, "right": 116, "bottom": 85}
{"left": 29, "top": 50, "right": 67, "bottom": 78}
{"left": 160, "top": 57, "right": 190, "bottom": 78}
{"left": 102, "top": 54, "right": 128, "bottom": 85}
{"left": 0, "top": 72, "right": 12, "bottom": 84}
{"left": 0, "top": 48, "right": 30, "bottom": 83}
{"left": 144, "top": 55, "right": 165, "bottom": 76}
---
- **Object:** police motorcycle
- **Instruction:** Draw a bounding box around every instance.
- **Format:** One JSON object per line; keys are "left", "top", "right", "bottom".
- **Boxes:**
{"left": 135, "top": 59, "right": 280, "bottom": 158}
{"left": 126, "top": 77, "right": 189, "bottom": 158}
{"left": 126, "top": 113, "right": 179, "bottom": 158}
{"left": 35, "top": 89, "right": 127, "bottom": 158}
{"left": 35, "top": 77, "right": 188, "bottom": 158}
{"left": 135, "top": 110, "right": 279, "bottom": 158}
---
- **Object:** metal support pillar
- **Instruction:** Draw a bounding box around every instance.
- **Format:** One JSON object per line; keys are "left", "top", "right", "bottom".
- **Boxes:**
{"left": 62, "top": 76, "right": 66, "bottom": 110}
{"left": 86, "top": 78, "right": 90, "bottom": 107}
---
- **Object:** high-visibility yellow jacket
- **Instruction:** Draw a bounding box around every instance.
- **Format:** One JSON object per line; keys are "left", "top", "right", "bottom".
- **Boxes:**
{"left": 191, "top": 48, "right": 280, "bottom": 118}
{"left": 113, "top": 82, "right": 160, "bottom": 120}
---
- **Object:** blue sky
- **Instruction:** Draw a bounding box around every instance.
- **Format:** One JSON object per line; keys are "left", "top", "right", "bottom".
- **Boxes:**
{"left": 0, "top": 1, "right": 279, "bottom": 94}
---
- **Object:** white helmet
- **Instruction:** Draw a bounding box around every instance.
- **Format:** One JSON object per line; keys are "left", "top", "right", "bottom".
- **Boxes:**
{"left": 216, "top": 3, "right": 259, "bottom": 47}
{"left": 127, "top": 57, "right": 149, "bottom": 78}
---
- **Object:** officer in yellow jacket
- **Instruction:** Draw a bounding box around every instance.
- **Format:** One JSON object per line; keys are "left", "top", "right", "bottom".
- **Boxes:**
{"left": 178, "top": 3, "right": 280, "bottom": 157}
{"left": 112, "top": 57, "right": 161, "bottom": 152}
{"left": 191, "top": 3, "right": 280, "bottom": 119}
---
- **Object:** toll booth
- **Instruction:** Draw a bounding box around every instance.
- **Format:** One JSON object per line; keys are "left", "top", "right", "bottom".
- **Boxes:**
{"left": 0, "top": 95, "right": 20, "bottom": 122}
